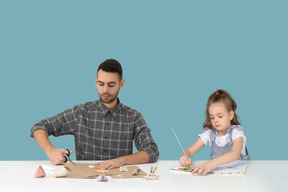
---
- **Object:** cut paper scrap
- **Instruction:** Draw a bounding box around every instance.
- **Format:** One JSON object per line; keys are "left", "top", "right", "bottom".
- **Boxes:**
{"left": 211, "top": 160, "right": 249, "bottom": 175}
{"left": 34, "top": 165, "right": 46, "bottom": 178}
{"left": 54, "top": 163, "right": 147, "bottom": 179}
{"left": 40, "top": 164, "right": 56, "bottom": 171}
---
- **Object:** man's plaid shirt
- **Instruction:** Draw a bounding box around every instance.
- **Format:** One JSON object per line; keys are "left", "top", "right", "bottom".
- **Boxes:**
{"left": 31, "top": 99, "right": 159, "bottom": 162}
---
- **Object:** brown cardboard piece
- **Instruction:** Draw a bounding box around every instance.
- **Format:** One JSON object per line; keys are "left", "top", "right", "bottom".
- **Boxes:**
{"left": 109, "top": 166, "right": 147, "bottom": 179}
{"left": 55, "top": 163, "right": 147, "bottom": 179}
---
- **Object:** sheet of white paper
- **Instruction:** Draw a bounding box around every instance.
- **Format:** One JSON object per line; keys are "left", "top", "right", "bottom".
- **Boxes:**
{"left": 211, "top": 160, "right": 249, "bottom": 174}
{"left": 40, "top": 164, "right": 56, "bottom": 171}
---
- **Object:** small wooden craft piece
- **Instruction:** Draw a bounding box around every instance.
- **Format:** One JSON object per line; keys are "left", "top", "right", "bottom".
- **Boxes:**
{"left": 132, "top": 168, "right": 141, "bottom": 175}
{"left": 144, "top": 174, "right": 160, "bottom": 180}
{"left": 119, "top": 166, "right": 128, "bottom": 172}
{"left": 96, "top": 169, "right": 110, "bottom": 174}
{"left": 34, "top": 165, "right": 46, "bottom": 178}
{"left": 96, "top": 174, "right": 108, "bottom": 182}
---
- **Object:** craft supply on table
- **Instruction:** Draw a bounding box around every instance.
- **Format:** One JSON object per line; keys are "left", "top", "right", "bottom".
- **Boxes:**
{"left": 170, "top": 161, "right": 249, "bottom": 175}
{"left": 109, "top": 166, "right": 147, "bottom": 179}
{"left": 63, "top": 149, "right": 75, "bottom": 165}
{"left": 96, "top": 174, "right": 108, "bottom": 182}
{"left": 143, "top": 166, "right": 160, "bottom": 180}
{"left": 170, "top": 167, "right": 193, "bottom": 174}
{"left": 96, "top": 169, "right": 110, "bottom": 174}
{"left": 153, "top": 166, "right": 157, "bottom": 174}
{"left": 53, "top": 163, "right": 146, "bottom": 179}
{"left": 119, "top": 166, "right": 128, "bottom": 172}
{"left": 171, "top": 128, "right": 194, "bottom": 169}
{"left": 34, "top": 165, "right": 46, "bottom": 178}
{"left": 40, "top": 164, "right": 55, "bottom": 171}
{"left": 54, "top": 168, "right": 68, "bottom": 178}
{"left": 211, "top": 160, "right": 249, "bottom": 175}
{"left": 144, "top": 174, "right": 160, "bottom": 180}
{"left": 132, "top": 168, "right": 141, "bottom": 175}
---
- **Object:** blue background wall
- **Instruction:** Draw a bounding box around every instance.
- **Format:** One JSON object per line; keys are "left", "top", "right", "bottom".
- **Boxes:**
{"left": 1, "top": 0, "right": 287, "bottom": 161}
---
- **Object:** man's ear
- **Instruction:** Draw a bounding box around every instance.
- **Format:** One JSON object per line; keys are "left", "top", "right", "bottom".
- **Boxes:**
{"left": 120, "top": 79, "right": 125, "bottom": 90}
{"left": 229, "top": 111, "right": 235, "bottom": 120}
{"left": 94, "top": 77, "right": 98, "bottom": 86}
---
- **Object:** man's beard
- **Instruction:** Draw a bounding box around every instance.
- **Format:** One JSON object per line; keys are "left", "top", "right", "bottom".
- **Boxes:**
{"left": 99, "top": 92, "right": 119, "bottom": 104}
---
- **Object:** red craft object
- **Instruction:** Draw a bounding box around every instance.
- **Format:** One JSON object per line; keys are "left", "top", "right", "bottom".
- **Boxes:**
{"left": 34, "top": 165, "right": 46, "bottom": 178}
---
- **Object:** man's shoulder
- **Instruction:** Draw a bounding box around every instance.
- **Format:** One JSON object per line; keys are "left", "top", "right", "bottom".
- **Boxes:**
{"left": 73, "top": 100, "right": 99, "bottom": 111}
{"left": 119, "top": 103, "right": 141, "bottom": 116}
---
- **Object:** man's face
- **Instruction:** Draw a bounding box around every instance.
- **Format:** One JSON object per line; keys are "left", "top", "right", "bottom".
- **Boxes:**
{"left": 95, "top": 70, "right": 124, "bottom": 104}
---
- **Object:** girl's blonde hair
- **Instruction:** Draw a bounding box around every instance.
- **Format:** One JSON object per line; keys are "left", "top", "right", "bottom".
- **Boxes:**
{"left": 203, "top": 89, "right": 240, "bottom": 129}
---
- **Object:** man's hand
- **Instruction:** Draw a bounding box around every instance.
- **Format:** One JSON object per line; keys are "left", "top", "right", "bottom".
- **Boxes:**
{"left": 46, "top": 148, "right": 73, "bottom": 165}
{"left": 97, "top": 151, "right": 150, "bottom": 170}
{"left": 33, "top": 130, "right": 73, "bottom": 165}
{"left": 97, "top": 157, "right": 125, "bottom": 170}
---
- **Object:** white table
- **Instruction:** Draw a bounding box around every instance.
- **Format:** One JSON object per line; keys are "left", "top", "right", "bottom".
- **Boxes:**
{"left": 0, "top": 161, "right": 287, "bottom": 192}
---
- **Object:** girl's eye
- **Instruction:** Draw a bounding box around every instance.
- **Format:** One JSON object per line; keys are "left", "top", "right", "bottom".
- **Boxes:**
{"left": 218, "top": 116, "right": 223, "bottom": 118}
{"left": 210, "top": 117, "right": 214, "bottom": 120}
{"left": 109, "top": 85, "right": 115, "bottom": 87}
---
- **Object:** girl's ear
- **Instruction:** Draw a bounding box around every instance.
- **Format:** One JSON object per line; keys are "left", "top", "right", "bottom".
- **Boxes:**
{"left": 229, "top": 111, "right": 234, "bottom": 120}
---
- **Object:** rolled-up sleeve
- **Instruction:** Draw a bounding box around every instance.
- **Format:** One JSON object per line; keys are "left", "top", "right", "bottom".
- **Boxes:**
{"left": 133, "top": 112, "right": 159, "bottom": 163}
{"left": 30, "top": 105, "right": 81, "bottom": 138}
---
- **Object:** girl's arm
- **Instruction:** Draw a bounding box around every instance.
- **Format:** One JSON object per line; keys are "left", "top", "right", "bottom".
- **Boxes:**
{"left": 192, "top": 137, "right": 244, "bottom": 175}
{"left": 179, "top": 137, "right": 205, "bottom": 167}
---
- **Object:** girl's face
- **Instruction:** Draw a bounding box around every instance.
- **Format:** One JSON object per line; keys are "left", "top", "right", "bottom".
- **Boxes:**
{"left": 208, "top": 101, "right": 234, "bottom": 136}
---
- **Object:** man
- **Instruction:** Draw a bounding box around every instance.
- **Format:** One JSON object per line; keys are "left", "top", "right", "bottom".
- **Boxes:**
{"left": 31, "top": 59, "right": 159, "bottom": 169}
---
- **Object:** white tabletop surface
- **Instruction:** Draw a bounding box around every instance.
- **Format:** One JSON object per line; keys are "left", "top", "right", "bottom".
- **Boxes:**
{"left": 0, "top": 160, "right": 287, "bottom": 192}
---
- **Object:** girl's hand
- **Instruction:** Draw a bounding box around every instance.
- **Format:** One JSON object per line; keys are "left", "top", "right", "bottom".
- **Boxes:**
{"left": 192, "top": 161, "right": 214, "bottom": 175}
{"left": 179, "top": 156, "right": 192, "bottom": 167}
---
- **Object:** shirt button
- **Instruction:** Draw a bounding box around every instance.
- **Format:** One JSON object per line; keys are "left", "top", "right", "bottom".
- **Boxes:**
{"left": 106, "top": 122, "right": 109, "bottom": 125}
{"left": 105, "top": 136, "right": 108, "bottom": 139}
{"left": 104, "top": 150, "right": 107, "bottom": 153}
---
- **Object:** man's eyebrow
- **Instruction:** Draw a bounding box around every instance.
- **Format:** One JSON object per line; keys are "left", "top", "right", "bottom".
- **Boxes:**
{"left": 98, "top": 80, "right": 116, "bottom": 84}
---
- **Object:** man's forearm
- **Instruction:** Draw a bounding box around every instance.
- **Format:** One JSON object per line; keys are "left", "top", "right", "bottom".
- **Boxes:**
{"left": 93, "top": 150, "right": 152, "bottom": 170}
{"left": 33, "top": 130, "right": 54, "bottom": 153}
{"left": 119, "top": 151, "right": 150, "bottom": 165}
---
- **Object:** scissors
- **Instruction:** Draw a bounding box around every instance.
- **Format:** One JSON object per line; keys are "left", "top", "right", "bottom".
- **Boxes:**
{"left": 63, "top": 149, "right": 75, "bottom": 165}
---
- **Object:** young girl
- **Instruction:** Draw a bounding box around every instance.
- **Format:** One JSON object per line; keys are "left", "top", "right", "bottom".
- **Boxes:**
{"left": 180, "top": 89, "right": 250, "bottom": 175}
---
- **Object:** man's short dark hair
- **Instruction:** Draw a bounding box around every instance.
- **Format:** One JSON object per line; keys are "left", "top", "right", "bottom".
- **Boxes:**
{"left": 97, "top": 59, "right": 123, "bottom": 80}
